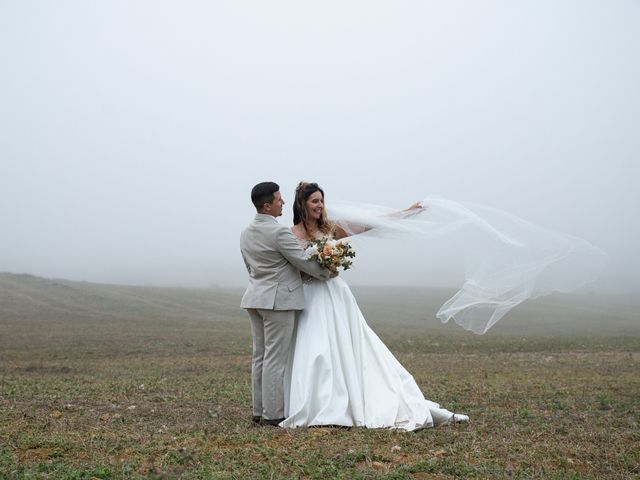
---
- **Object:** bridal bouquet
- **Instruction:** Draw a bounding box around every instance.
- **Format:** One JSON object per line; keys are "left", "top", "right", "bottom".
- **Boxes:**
{"left": 306, "top": 237, "right": 356, "bottom": 272}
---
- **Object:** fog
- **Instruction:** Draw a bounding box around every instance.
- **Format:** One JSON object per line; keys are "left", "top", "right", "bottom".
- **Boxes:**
{"left": 1, "top": 1, "right": 638, "bottom": 292}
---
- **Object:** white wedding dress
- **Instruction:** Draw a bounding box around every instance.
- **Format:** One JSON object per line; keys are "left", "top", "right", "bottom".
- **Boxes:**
{"left": 280, "top": 274, "right": 468, "bottom": 431}
{"left": 278, "top": 195, "right": 605, "bottom": 429}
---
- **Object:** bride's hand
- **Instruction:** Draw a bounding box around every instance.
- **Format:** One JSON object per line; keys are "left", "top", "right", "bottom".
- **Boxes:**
{"left": 405, "top": 201, "right": 426, "bottom": 211}
{"left": 328, "top": 265, "right": 339, "bottom": 278}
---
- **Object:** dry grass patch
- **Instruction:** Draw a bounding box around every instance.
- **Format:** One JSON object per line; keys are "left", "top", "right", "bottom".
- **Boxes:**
{"left": 1, "top": 275, "right": 639, "bottom": 478}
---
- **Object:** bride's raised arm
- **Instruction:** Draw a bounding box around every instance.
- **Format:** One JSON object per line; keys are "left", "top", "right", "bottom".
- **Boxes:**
{"left": 387, "top": 201, "right": 426, "bottom": 219}
{"left": 329, "top": 201, "right": 426, "bottom": 239}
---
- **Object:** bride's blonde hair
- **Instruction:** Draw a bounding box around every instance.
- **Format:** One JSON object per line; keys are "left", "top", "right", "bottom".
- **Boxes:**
{"left": 293, "top": 182, "right": 331, "bottom": 237}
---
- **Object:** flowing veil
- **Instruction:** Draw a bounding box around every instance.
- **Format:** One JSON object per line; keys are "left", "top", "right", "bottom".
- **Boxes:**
{"left": 326, "top": 195, "right": 607, "bottom": 334}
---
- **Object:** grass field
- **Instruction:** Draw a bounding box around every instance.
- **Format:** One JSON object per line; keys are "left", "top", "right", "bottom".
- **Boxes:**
{"left": 1, "top": 272, "right": 638, "bottom": 479}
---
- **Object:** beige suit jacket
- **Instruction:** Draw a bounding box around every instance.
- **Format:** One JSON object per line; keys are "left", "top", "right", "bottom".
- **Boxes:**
{"left": 240, "top": 214, "right": 330, "bottom": 310}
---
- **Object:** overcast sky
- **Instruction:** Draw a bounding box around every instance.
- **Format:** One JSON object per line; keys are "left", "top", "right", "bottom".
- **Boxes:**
{"left": 1, "top": 1, "right": 638, "bottom": 292}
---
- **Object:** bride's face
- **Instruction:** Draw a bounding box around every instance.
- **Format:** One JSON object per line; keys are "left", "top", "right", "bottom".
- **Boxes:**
{"left": 305, "top": 191, "right": 324, "bottom": 221}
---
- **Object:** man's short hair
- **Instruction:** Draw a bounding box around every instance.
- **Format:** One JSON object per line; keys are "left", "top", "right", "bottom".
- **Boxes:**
{"left": 251, "top": 182, "right": 279, "bottom": 211}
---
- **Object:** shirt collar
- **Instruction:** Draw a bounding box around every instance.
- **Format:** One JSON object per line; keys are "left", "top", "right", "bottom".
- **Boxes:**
{"left": 254, "top": 213, "right": 278, "bottom": 223}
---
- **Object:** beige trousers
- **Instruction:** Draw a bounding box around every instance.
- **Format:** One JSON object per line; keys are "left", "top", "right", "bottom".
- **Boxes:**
{"left": 246, "top": 308, "right": 296, "bottom": 420}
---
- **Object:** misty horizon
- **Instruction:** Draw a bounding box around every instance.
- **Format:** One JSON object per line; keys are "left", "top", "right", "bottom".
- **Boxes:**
{"left": 1, "top": 1, "right": 638, "bottom": 294}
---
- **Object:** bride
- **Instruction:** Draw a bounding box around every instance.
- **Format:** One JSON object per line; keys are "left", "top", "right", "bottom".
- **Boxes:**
{"left": 280, "top": 182, "right": 469, "bottom": 430}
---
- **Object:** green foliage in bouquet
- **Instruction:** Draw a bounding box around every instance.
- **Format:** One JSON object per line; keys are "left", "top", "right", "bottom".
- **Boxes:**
{"left": 306, "top": 237, "right": 356, "bottom": 272}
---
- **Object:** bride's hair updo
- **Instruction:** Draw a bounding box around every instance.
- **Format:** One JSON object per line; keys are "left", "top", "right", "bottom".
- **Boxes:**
{"left": 293, "top": 182, "right": 331, "bottom": 237}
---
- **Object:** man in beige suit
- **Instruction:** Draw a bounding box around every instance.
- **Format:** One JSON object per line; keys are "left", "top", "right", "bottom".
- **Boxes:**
{"left": 240, "top": 182, "right": 330, "bottom": 426}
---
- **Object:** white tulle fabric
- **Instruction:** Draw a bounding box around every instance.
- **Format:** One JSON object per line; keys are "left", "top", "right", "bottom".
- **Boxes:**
{"left": 327, "top": 195, "right": 607, "bottom": 334}
{"left": 280, "top": 276, "right": 465, "bottom": 430}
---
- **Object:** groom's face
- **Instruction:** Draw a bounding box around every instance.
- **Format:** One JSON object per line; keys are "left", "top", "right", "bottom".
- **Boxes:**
{"left": 264, "top": 191, "right": 284, "bottom": 217}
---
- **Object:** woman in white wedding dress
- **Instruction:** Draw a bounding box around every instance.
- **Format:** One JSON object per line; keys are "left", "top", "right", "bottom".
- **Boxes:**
{"left": 280, "top": 182, "right": 469, "bottom": 430}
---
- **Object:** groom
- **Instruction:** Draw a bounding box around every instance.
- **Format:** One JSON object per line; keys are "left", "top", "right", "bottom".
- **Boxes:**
{"left": 240, "top": 182, "right": 330, "bottom": 426}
